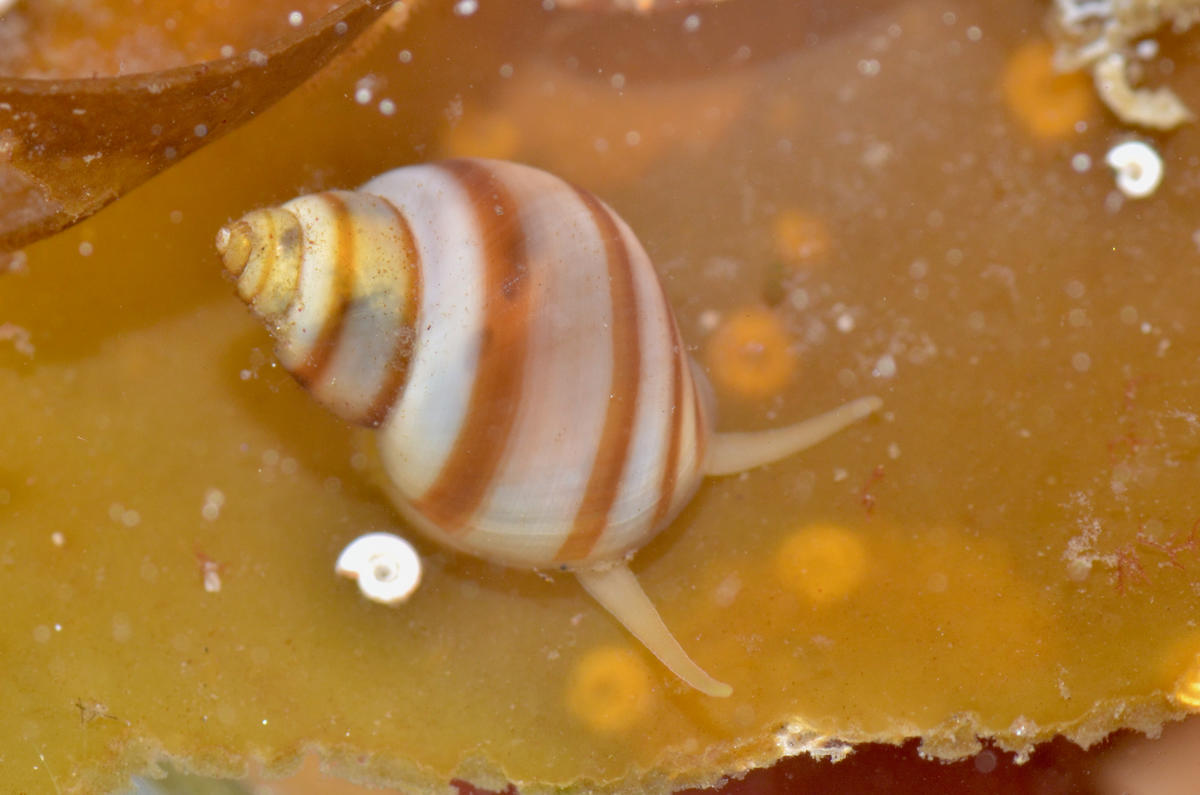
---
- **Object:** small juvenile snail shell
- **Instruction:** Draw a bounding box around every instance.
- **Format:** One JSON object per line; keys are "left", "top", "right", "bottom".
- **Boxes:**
{"left": 217, "top": 158, "right": 881, "bottom": 697}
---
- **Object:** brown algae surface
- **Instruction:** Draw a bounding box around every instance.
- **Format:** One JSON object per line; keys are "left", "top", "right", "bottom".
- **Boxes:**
{"left": 4, "top": 0, "right": 1200, "bottom": 792}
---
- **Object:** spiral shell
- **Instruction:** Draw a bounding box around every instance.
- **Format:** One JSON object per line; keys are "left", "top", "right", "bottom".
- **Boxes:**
{"left": 219, "top": 158, "right": 881, "bottom": 697}
{"left": 220, "top": 158, "right": 709, "bottom": 569}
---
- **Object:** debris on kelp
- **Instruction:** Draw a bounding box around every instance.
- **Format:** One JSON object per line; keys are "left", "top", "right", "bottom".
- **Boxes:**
{"left": 1050, "top": 0, "right": 1199, "bottom": 129}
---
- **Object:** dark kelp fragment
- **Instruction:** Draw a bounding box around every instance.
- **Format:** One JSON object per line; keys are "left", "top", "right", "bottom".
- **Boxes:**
{"left": 0, "top": 0, "right": 398, "bottom": 252}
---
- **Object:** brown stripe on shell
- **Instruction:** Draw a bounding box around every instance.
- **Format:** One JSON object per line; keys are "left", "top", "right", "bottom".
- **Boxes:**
{"left": 555, "top": 189, "right": 642, "bottom": 564}
{"left": 248, "top": 215, "right": 280, "bottom": 301}
{"left": 362, "top": 203, "right": 422, "bottom": 427}
{"left": 291, "top": 192, "right": 355, "bottom": 389}
{"left": 413, "top": 159, "right": 532, "bottom": 533}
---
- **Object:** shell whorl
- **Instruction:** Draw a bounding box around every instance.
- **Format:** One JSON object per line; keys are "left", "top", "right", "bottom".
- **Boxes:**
{"left": 218, "top": 190, "right": 421, "bottom": 427}
{"left": 221, "top": 159, "right": 710, "bottom": 570}
{"left": 365, "top": 159, "right": 712, "bottom": 570}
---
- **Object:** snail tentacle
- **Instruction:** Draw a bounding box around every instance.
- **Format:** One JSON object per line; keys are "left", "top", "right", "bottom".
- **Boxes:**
{"left": 704, "top": 395, "right": 883, "bottom": 477}
{"left": 575, "top": 563, "right": 732, "bottom": 698}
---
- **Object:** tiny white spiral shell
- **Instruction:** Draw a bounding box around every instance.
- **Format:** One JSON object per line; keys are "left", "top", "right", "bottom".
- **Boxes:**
{"left": 218, "top": 158, "right": 881, "bottom": 697}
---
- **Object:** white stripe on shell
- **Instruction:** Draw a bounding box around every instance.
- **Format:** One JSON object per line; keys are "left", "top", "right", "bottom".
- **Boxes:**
{"left": 369, "top": 164, "right": 485, "bottom": 498}
{"left": 311, "top": 193, "right": 411, "bottom": 423}
{"left": 460, "top": 163, "right": 616, "bottom": 565}
{"left": 277, "top": 194, "right": 341, "bottom": 373}
{"left": 587, "top": 208, "right": 682, "bottom": 560}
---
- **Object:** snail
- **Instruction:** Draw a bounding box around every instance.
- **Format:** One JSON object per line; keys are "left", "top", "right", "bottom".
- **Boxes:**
{"left": 216, "top": 157, "right": 881, "bottom": 697}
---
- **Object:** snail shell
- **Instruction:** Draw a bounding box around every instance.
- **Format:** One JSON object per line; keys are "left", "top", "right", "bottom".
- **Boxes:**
{"left": 217, "top": 158, "right": 881, "bottom": 697}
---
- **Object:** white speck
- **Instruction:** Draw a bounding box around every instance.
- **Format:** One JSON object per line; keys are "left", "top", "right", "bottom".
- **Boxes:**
{"left": 444, "top": 95, "right": 463, "bottom": 124}
{"left": 861, "top": 140, "right": 892, "bottom": 169}
{"left": 908, "top": 259, "right": 928, "bottom": 279}
{"left": 712, "top": 573, "right": 742, "bottom": 607}
{"left": 835, "top": 313, "right": 855, "bottom": 333}
{"left": 247, "top": 49, "right": 268, "bottom": 67}
{"left": 499, "top": 63, "right": 514, "bottom": 78}
{"left": 1065, "top": 279, "right": 1086, "bottom": 299}
{"left": 942, "top": 11, "right": 956, "bottom": 25}
{"left": 1135, "top": 38, "right": 1159, "bottom": 59}
{"left": 1068, "top": 308, "right": 1088, "bottom": 327}
{"left": 354, "top": 86, "right": 372, "bottom": 105}
{"left": 698, "top": 309, "right": 720, "bottom": 331}
{"left": 398, "top": 49, "right": 413, "bottom": 64}
{"left": 624, "top": 130, "right": 641, "bottom": 147}
{"left": 379, "top": 98, "right": 396, "bottom": 116}
{"left": 239, "top": 369, "right": 253, "bottom": 380}
{"left": 610, "top": 73, "right": 626, "bottom": 91}
{"left": 78, "top": 241, "right": 94, "bottom": 257}
{"left": 202, "top": 488, "right": 225, "bottom": 521}
{"left": 857, "top": 59, "right": 881, "bottom": 76}
{"left": 887, "top": 443, "right": 901, "bottom": 459}
{"left": 194, "top": 123, "right": 208, "bottom": 138}
{"left": 280, "top": 456, "right": 299, "bottom": 476}
{"left": 833, "top": 468, "right": 848, "bottom": 482}
{"left": 1071, "top": 153, "right": 1091, "bottom": 172}
{"left": 1105, "top": 140, "right": 1163, "bottom": 198}
{"left": 1, "top": 250, "right": 27, "bottom": 273}
{"left": 219, "top": 45, "right": 235, "bottom": 58}
{"left": 965, "top": 25, "right": 982, "bottom": 41}
{"left": 164, "top": 146, "right": 177, "bottom": 160}
{"left": 1071, "top": 352, "right": 1091, "bottom": 372}
{"left": 683, "top": 13, "right": 701, "bottom": 32}
{"left": 334, "top": 21, "right": 348, "bottom": 35}
{"left": 1119, "top": 305, "right": 1138, "bottom": 325}
{"left": 0, "top": 323, "right": 34, "bottom": 357}
{"left": 111, "top": 614, "right": 132, "bottom": 643}
{"left": 287, "top": 10, "right": 303, "bottom": 26}
{"left": 121, "top": 509, "right": 141, "bottom": 528}
{"left": 202, "top": 560, "right": 222, "bottom": 593}
{"left": 169, "top": 210, "right": 183, "bottom": 224}
{"left": 51, "top": 532, "right": 65, "bottom": 547}
{"left": 872, "top": 354, "right": 897, "bottom": 378}
{"left": 454, "top": 0, "right": 479, "bottom": 16}
{"left": 337, "top": 532, "right": 423, "bottom": 605}
{"left": 1009, "top": 716, "right": 1036, "bottom": 738}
